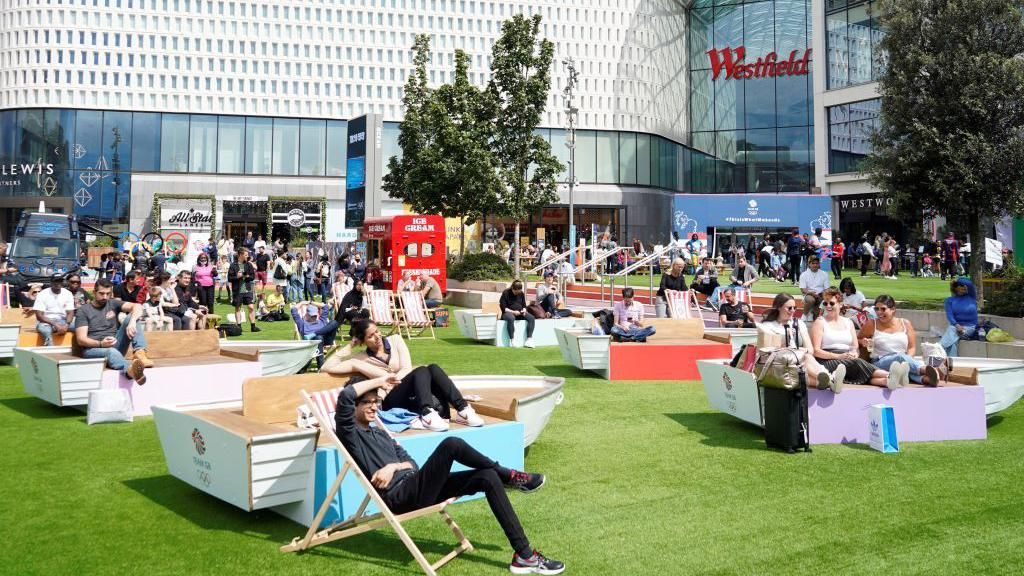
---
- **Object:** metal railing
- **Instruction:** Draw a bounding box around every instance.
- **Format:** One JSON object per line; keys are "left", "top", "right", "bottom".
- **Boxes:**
{"left": 525, "top": 246, "right": 577, "bottom": 276}
{"left": 560, "top": 246, "right": 637, "bottom": 303}
{"left": 600, "top": 244, "right": 675, "bottom": 306}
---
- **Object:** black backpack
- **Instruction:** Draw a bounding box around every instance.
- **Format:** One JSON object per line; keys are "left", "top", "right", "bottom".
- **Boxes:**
{"left": 592, "top": 309, "right": 615, "bottom": 336}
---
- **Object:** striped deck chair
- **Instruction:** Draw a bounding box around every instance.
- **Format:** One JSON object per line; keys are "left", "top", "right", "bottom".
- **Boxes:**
{"left": 282, "top": 389, "right": 473, "bottom": 576}
{"left": 665, "top": 289, "right": 703, "bottom": 324}
{"left": 367, "top": 289, "right": 400, "bottom": 335}
{"left": 397, "top": 291, "right": 436, "bottom": 340}
{"left": 732, "top": 287, "right": 752, "bottom": 306}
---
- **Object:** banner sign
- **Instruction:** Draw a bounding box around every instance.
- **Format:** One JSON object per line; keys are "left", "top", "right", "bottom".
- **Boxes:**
{"left": 325, "top": 199, "right": 358, "bottom": 243}
{"left": 345, "top": 115, "right": 368, "bottom": 229}
{"left": 985, "top": 238, "right": 1004, "bottom": 267}
{"left": 158, "top": 198, "right": 214, "bottom": 231}
{"left": 672, "top": 194, "right": 832, "bottom": 236}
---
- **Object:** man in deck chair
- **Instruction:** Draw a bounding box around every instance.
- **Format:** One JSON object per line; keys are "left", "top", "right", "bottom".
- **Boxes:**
{"left": 337, "top": 375, "right": 566, "bottom": 575}
{"left": 291, "top": 301, "right": 340, "bottom": 369}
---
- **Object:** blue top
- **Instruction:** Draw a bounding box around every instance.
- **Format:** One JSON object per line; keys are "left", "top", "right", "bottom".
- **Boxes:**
{"left": 292, "top": 305, "right": 330, "bottom": 336}
{"left": 786, "top": 235, "right": 804, "bottom": 257}
{"left": 944, "top": 278, "right": 978, "bottom": 327}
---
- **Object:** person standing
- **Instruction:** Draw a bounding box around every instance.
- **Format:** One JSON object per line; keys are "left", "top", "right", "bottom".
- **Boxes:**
{"left": 302, "top": 251, "right": 316, "bottom": 301}
{"left": 228, "top": 248, "right": 260, "bottom": 332}
{"left": 192, "top": 253, "right": 217, "bottom": 311}
{"left": 831, "top": 237, "right": 845, "bottom": 280}
{"left": 786, "top": 229, "right": 804, "bottom": 285}
{"left": 940, "top": 231, "right": 960, "bottom": 280}
{"left": 254, "top": 245, "right": 271, "bottom": 291}
{"left": 272, "top": 250, "right": 291, "bottom": 302}
{"left": 880, "top": 234, "right": 893, "bottom": 278}
{"left": 859, "top": 235, "right": 874, "bottom": 277}
{"left": 242, "top": 230, "right": 256, "bottom": 253}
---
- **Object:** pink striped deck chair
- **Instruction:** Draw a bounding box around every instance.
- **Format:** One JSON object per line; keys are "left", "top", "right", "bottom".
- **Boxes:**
{"left": 282, "top": 389, "right": 473, "bottom": 576}
{"left": 398, "top": 291, "right": 436, "bottom": 340}
{"left": 732, "top": 287, "right": 752, "bottom": 306}
{"left": 367, "top": 289, "right": 400, "bottom": 335}
{"left": 665, "top": 289, "right": 703, "bottom": 323}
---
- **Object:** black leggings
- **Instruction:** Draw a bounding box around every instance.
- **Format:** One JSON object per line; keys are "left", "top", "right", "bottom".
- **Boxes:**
{"left": 831, "top": 258, "right": 843, "bottom": 280}
{"left": 382, "top": 364, "right": 468, "bottom": 418}
{"left": 860, "top": 255, "right": 871, "bottom": 276}
{"left": 383, "top": 437, "right": 530, "bottom": 557}
{"left": 197, "top": 285, "right": 215, "bottom": 311}
{"left": 789, "top": 256, "right": 802, "bottom": 283}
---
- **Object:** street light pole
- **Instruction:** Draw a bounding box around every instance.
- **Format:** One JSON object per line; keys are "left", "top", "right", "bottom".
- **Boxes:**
{"left": 563, "top": 57, "right": 579, "bottom": 265}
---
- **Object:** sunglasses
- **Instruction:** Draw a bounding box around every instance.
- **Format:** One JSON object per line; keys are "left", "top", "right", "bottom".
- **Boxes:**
{"left": 358, "top": 398, "right": 382, "bottom": 407}
{"left": 783, "top": 305, "right": 796, "bottom": 310}
{"left": 822, "top": 302, "right": 838, "bottom": 308}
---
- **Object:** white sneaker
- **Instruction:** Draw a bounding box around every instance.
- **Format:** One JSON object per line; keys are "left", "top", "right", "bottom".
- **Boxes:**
{"left": 410, "top": 409, "right": 449, "bottom": 432}
{"left": 830, "top": 364, "right": 846, "bottom": 394}
{"left": 886, "top": 363, "right": 904, "bottom": 389}
{"left": 524, "top": 337, "right": 535, "bottom": 349}
{"left": 897, "top": 361, "right": 911, "bottom": 387}
{"left": 454, "top": 405, "right": 485, "bottom": 427}
{"left": 510, "top": 338, "right": 523, "bottom": 348}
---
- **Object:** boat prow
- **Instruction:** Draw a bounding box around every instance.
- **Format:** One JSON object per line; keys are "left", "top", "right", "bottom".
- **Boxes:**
{"left": 451, "top": 375, "right": 565, "bottom": 447}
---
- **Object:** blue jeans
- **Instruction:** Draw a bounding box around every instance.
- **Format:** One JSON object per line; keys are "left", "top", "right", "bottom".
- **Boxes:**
{"left": 424, "top": 298, "right": 442, "bottom": 309}
{"left": 80, "top": 316, "right": 148, "bottom": 373}
{"left": 874, "top": 353, "right": 923, "bottom": 383}
{"left": 37, "top": 318, "right": 73, "bottom": 347}
{"left": 940, "top": 325, "right": 977, "bottom": 358}
{"left": 287, "top": 278, "right": 303, "bottom": 302}
{"left": 317, "top": 280, "right": 331, "bottom": 302}
{"left": 302, "top": 320, "right": 340, "bottom": 368}
{"left": 611, "top": 325, "right": 656, "bottom": 342}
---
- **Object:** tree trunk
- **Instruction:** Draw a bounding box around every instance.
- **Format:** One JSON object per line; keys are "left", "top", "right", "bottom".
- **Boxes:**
{"left": 459, "top": 214, "right": 466, "bottom": 259}
{"left": 968, "top": 213, "right": 986, "bottom": 308}
{"left": 514, "top": 221, "right": 521, "bottom": 278}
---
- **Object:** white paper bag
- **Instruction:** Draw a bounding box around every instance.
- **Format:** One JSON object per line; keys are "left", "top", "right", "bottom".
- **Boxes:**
{"left": 87, "top": 389, "right": 134, "bottom": 425}
{"left": 868, "top": 404, "right": 898, "bottom": 453}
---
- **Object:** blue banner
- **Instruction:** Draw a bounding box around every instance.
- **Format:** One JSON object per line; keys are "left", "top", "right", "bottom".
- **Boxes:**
{"left": 672, "top": 194, "right": 832, "bottom": 236}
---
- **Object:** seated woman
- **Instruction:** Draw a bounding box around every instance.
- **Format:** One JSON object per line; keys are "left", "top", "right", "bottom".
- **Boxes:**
{"left": 811, "top": 288, "right": 901, "bottom": 389}
{"left": 256, "top": 285, "right": 287, "bottom": 321}
{"left": 858, "top": 294, "right": 939, "bottom": 386}
{"left": 759, "top": 293, "right": 844, "bottom": 393}
{"left": 325, "top": 318, "right": 484, "bottom": 431}
{"left": 940, "top": 278, "right": 978, "bottom": 357}
{"left": 337, "top": 279, "right": 370, "bottom": 327}
{"left": 838, "top": 277, "right": 872, "bottom": 327}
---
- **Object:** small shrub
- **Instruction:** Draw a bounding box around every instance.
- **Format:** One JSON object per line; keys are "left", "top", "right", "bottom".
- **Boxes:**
{"left": 984, "top": 263, "right": 1024, "bottom": 317}
{"left": 448, "top": 252, "right": 513, "bottom": 282}
{"left": 89, "top": 236, "right": 114, "bottom": 248}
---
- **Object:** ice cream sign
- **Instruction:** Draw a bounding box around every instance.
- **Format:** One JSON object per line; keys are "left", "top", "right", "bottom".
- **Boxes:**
{"left": 404, "top": 217, "right": 436, "bottom": 232}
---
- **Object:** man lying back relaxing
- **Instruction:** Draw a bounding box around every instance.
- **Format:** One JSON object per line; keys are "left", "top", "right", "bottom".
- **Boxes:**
{"left": 337, "top": 375, "right": 566, "bottom": 575}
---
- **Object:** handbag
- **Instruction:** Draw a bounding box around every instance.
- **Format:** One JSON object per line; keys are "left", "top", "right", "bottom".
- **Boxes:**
{"left": 754, "top": 347, "right": 806, "bottom": 390}
{"left": 526, "top": 303, "right": 548, "bottom": 318}
{"left": 273, "top": 264, "right": 286, "bottom": 280}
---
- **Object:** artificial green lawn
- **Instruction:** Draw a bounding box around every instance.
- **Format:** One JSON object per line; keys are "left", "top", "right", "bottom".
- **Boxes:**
{"left": 2, "top": 300, "right": 1023, "bottom": 575}
{"left": 533, "top": 270, "right": 955, "bottom": 309}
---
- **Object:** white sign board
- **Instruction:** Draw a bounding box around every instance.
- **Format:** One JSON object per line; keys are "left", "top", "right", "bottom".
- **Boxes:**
{"left": 325, "top": 199, "right": 358, "bottom": 242}
{"left": 985, "top": 238, "right": 1003, "bottom": 267}
{"left": 697, "top": 361, "right": 764, "bottom": 427}
{"left": 159, "top": 198, "right": 214, "bottom": 231}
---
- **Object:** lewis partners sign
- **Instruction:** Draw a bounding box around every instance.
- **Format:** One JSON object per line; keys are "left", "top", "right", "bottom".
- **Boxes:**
{"left": 707, "top": 46, "right": 812, "bottom": 81}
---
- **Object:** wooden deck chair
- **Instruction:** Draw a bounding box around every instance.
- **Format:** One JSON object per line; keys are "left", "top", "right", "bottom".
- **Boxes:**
{"left": 367, "top": 289, "right": 400, "bottom": 335}
{"left": 397, "top": 291, "right": 436, "bottom": 340}
{"left": 732, "top": 287, "right": 752, "bottom": 306}
{"left": 282, "top": 389, "right": 473, "bottom": 576}
{"left": 665, "top": 290, "right": 703, "bottom": 324}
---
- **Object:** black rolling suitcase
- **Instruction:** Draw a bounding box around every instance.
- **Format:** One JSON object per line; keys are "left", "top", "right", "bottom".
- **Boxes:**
{"left": 762, "top": 368, "right": 811, "bottom": 453}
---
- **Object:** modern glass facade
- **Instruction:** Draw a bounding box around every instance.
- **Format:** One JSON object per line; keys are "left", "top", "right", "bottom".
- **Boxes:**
{"left": 825, "top": 0, "right": 887, "bottom": 89}
{"left": 827, "top": 98, "right": 880, "bottom": 174}
{"left": 689, "top": 0, "right": 815, "bottom": 194}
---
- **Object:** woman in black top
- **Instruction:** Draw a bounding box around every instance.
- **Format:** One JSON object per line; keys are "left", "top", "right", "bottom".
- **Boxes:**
{"left": 338, "top": 279, "right": 369, "bottom": 326}
{"left": 655, "top": 257, "right": 688, "bottom": 318}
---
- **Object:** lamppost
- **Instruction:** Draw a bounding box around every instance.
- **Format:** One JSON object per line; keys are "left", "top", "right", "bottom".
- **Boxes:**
{"left": 562, "top": 57, "right": 579, "bottom": 265}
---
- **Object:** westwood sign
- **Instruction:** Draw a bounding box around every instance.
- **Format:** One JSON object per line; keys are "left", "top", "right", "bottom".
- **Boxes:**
{"left": 707, "top": 46, "right": 812, "bottom": 81}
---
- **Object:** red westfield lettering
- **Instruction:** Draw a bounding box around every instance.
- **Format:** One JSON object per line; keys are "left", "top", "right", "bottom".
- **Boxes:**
{"left": 707, "top": 46, "right": 812, "bottom": 81}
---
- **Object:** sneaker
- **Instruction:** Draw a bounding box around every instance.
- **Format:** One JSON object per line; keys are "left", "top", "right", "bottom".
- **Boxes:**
{"left": 924, "top": 366, "right": 940, "bottom": 387}
{"left": 830, "top": 364, "right": 846, "bottom": 394}
{"left": 409, "top": 409, "right": 449, "bottom": 432}
{"left": 510, "top": 550, "right": 565, "bottom": 575}
{"left": 454, "top": 405, "right": 485, "bottom": 427}
{"left": 816, "top": 371, "right": 831, "bottom": 390}
{"left": 125, "top": 358, "right": 147, "bottom": 386}
{"left": 886, "top": 363, "right": 903, "bottom": 389}
{"left": 524, "top": 337, "right": 535, "bottom": 349}
{"left": 507, "top": 470, "right": 545, "bottom": 493}
{"left": 897, "top": 361, "right": 911, "bottom": 387}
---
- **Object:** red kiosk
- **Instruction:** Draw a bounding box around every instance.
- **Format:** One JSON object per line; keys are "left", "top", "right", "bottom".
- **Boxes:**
{"left": 360, "top": 214, "right": 447, "bottom": 292}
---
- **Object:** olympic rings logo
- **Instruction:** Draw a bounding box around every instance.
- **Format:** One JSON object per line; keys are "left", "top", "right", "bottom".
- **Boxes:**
{"left": 117, "top": 231, "right": 188, "bottom": 257}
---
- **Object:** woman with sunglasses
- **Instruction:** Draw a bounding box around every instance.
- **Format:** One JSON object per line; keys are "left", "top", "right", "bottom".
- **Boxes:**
{"left": 325, "top": 318, "right": 485, "bottom": 432}
{"left": 192, "top": 252, "right": 217, "bottom": 311}
{"left": 760, "top": 293, "right": 844, "bottom": 393}
{"left": 858, "top": 294, "right": 939, "bottom": 386}
{"left": 811, "top": 288, "right": 902, "bottom": 389}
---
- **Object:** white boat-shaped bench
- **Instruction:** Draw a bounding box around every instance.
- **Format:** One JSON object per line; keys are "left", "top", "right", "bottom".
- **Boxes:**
{"left": 152, "top": 373, "right": 563, "bottom": 523}
{"left": 15, "top": 330, "right": 318, "bottom": 413}
{"left": 454, "top": 308, "right": 577, "bottom": 347}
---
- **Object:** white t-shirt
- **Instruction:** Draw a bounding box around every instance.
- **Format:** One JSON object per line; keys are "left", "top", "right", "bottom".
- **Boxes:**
{"left": 799, "top": 269, "right": 831, "bottom": 295}
{"left": 843, "top": 291, "right": 866, "bottom": 318}
{"left": 33, "top": 288, "right": 74, "bottom": 323}
{"left": 254, "top": 239, "right": 267, "bottom": 250}
{"left": 541, "top": 248, "right": 555, "bottom": 263}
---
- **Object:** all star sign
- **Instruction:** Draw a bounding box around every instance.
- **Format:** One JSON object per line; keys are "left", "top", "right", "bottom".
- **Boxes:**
{"left": 708, "top": 46, "right": 812, "bottom": 81}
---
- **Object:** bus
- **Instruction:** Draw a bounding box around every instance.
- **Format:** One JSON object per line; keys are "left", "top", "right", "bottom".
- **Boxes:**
{"left": 10, "top": 207, "right": 83, "bottom": 283}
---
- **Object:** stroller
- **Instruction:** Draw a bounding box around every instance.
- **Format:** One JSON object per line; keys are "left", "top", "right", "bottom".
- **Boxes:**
{"left": 920, "top": 255, "right": 935, "bottom": 277}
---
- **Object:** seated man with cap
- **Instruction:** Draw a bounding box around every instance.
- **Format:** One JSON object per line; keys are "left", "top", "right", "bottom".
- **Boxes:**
{"left": 291, "top": 300, "right": 341, "bottom": 369}
{"left": 33, "top": 274, "right": 75, "bottom": 346}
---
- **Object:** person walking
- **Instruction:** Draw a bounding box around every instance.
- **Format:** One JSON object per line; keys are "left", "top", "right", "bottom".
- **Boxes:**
{"left": 831, "top": 237, "right": 844, "bottom": 280}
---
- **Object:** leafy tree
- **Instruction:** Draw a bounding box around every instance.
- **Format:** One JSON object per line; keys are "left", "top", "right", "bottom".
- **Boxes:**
{"left": 383, "top": 38, "right": 501, "bottom": 257}
{"left": 866, "top": 0, "right": 1024, "bottom": 305}
{"left": 488, "top": 14, "right": 563, "bottom": 277}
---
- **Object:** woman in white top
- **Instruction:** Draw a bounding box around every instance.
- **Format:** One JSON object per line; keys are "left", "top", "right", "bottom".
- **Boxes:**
{"left": 811, "top": 288, "right": 900, "bottom": 388}
{"left": 330, "top": 270, "right": 354, "bottom": 315}
{"left": 858, "top": 294, "right": 938, "bottom": 386}
{"left": 838, "top": 277, "right": 873, "bottom": 326}
{"left": 272, "top": 251, "right": 291, "bottom": 292}
{"left": 758, "top": 293, "right": 844, "bottom": 393}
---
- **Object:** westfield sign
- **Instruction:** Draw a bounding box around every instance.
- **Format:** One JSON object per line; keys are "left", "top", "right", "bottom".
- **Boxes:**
{"left": 707, "top": 46, "right": 812, "bottom": 81}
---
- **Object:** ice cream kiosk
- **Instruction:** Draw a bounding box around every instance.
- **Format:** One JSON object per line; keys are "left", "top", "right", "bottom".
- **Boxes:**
{"left": 360, "top": 214, "right": 447, "bottom": 292}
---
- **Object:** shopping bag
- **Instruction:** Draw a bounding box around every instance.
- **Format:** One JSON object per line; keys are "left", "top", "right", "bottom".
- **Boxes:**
{"left": 432, "top": 307, "right": 450, "bottom": 327}
{"left": 87, "top": 389, "right": 134, "bottom": 425}
{"left": 868, "top": 404, "right": 898, "bottom": 453}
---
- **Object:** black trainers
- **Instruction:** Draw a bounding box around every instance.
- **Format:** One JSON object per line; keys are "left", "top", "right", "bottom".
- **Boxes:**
{"left": 507, "top": 470, "right": 545, "bottom": 493}
{"left": 510, "top": 550, "right": 565, "bottom": 575}
{"left": 251, "top": 324, "right": 262, "bottom": 333}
